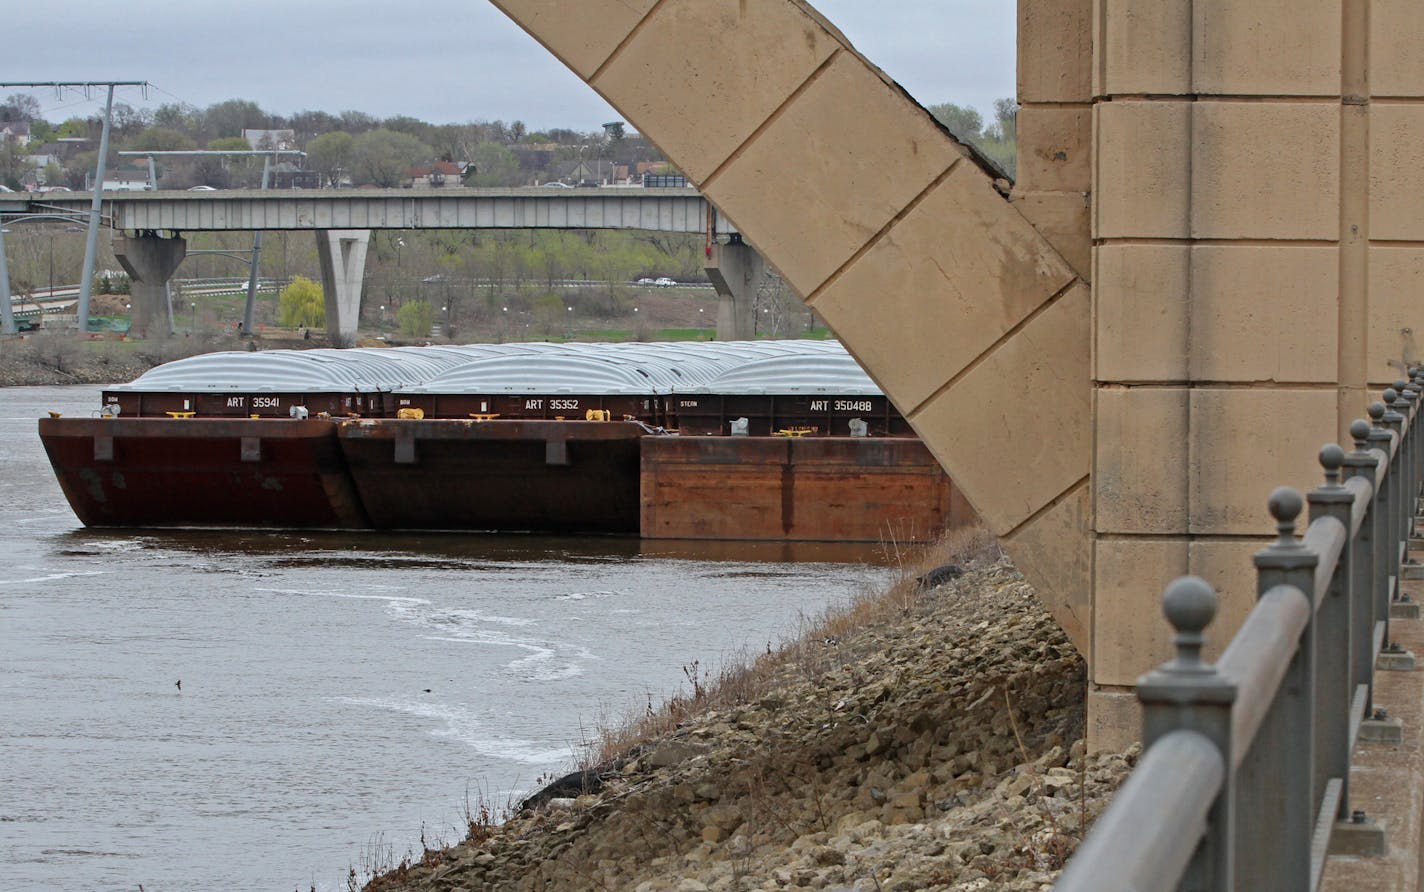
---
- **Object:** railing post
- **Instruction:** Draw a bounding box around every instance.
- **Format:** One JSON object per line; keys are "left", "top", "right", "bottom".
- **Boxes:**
{"left": 1137, "top": 577, "right": 1237, "bottom": 891}
{"left": 1378, "top": 396, "right": 1403, "bottom": 632}
{"left": 1308, "top": 444, "right": 1355, "bottom": 820}
{"left": 1408, "top": 369, "right": 1424, "bottom": 532}
{"left": 1368, "top": 402, "right": 1394, "bottom": 645}
{"left": 1390, "top": 388, "right": 1412, "bottom": 609}
{"left": 1345, "top": 419, "right": 1382, "bottom": 713}
{"left": 1413, "top": 367, "right": 1424, "bottom": 492}
{"left": 1236, "top": 487, "right": 1318, "bottom": 892}
{"left": 1395, "top": 380, "right": 1417, "bottom": 548}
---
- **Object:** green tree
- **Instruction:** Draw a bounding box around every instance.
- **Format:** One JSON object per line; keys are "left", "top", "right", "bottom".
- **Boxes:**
{"left": 350, "top": 128, "right": 431, "bottom": 187}
{"left": 928, "top": 98, "right": 1017, "bottom": 180}
{"left": 278, "top": 275, "right": 325, "bottom": 328}
{"left": 203, "top": 99, "right": 268, "bottom": 140}
{"left": 926, "top": 102, "right": 983, "bottom": 142}
{"left": 130, "top": 127, "right": 196, "bottom": 151}
{"left": 306, "top": 131, "right": 354, "bottom": 186}
{"left": 397, "top": 300, "right": 434, "bottom": 338}
{"left": 208, "top": 136, "right": 252, "bottom": 152}
{"left": 465, "top": 141, "right": 521, "bottom": 187}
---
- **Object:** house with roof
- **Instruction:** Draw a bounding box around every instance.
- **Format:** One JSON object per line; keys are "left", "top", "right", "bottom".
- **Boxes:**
{"left": 406, "top": 160, "right": 470, "bottom": 188}
{"left": 0, "top": 121, "right": 32, "bottom": 146}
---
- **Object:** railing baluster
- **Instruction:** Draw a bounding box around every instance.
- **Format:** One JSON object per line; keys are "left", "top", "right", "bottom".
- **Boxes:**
{"left": 1308, "top": 445, "right": 1354, "bottom": 822}
{"left": 1236, "top": 488, "right": 1318, "bottom": 892}
{"left": 1371, "top": 401, "right": 1396, "bottom": 647}
{"left": 1344, "top": 419, "right": 1381, "bottom": 715}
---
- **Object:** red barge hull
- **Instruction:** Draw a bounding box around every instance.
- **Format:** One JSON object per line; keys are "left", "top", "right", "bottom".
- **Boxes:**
{"left": 38, "top": 419, "right": 966, "bottom": 542}
{"left": 640, "top": 436, "right": 963, "bottom": 543}
{"left": 38, "top": 417, "right": 367, "bottom": 529}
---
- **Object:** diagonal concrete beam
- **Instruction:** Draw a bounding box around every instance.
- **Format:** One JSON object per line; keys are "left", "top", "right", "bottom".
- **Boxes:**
{"left": 489, "top": 0, "right": 1092, "bottom": 649}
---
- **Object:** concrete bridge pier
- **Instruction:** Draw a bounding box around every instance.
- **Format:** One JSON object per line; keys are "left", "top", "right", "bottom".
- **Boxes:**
{"left": 114, "top": 234, "right": 186, "bottom": 338}
{"left": 315, "top": 229, "right": 370, "bottom": 347}
{"left": 705, "top": 240, "right": 764, "bottom": 340}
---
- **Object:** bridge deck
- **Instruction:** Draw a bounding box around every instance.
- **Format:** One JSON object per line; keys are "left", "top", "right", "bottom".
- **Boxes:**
{"left": 0, "top": 187, "right": 731, "bottom": 234}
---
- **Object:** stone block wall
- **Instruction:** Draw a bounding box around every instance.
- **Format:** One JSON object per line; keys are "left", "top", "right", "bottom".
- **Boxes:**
{"left": 1079, "top": 0, "right": 1418, "bottom": 745}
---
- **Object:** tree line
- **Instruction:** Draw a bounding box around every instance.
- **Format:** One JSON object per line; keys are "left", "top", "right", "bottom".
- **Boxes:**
{"left": 0, "top": 92, "right": 1018, "bottom": 191}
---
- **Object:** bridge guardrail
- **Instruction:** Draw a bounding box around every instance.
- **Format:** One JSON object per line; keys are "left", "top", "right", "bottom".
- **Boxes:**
{"left": 1056, "top": 370, "right": 1424, "bottom": 891}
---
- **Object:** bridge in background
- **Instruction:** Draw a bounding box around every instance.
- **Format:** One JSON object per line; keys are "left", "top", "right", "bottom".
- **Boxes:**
{"left": 0, "top": 187, "right": 730, "bottom": 234}
{"left": 0, "top": 187, "right": 757, "bottom": 342}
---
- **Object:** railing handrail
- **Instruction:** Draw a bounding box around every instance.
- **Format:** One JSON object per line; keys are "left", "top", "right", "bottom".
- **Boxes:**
{"left": 1053, "top": 729, "right": 1224, "bottom": 892}
{"left": 1057, "top": 372, "right": 1424, "bottom": 891}
{"left": 1217, "top": 583, "right": 1311, "bottom": 766}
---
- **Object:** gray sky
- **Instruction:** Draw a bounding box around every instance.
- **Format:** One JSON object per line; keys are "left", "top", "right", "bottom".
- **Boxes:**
{"left": 6, "top": 1, "right": 1014, "bottom": 131}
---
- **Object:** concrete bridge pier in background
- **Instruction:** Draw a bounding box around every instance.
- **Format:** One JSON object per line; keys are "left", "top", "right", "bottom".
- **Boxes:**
{"left": 315, "top": 229, "right": 370, "bottom": 347}
{"left": 705, "top": 240, "right": 764, "bottom": 340}
{"left": 114, "top": 234, "right": 186, "bottom": 338}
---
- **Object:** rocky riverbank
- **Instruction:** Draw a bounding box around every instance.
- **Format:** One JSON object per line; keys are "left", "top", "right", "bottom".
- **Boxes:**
{"left": 0, "top": 339, "right": 154, "bottom": 387}
{"left": 364, "top": 541, "right": 1134, "bottom": 892}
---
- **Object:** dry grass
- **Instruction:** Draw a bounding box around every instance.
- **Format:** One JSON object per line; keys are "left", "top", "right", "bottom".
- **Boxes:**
{"left": 589, "top": 522, "right": 1001, "bottom": 768}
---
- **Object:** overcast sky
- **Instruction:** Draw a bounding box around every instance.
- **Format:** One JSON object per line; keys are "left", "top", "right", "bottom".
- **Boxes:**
{"left": 6, "top": 2, "right": 1015, "bottom": 131}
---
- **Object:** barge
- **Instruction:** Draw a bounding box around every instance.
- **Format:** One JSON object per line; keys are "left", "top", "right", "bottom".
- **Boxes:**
{"left": 38, "top": 341, "right": 970, "bottom": 542}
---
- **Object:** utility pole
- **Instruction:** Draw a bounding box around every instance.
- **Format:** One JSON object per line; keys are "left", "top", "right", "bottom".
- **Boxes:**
{"left": 0, "top": 81, "right": 150, "bottom": 336}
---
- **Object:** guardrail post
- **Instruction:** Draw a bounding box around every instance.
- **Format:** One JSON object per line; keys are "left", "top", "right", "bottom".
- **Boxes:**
{"left": 1395, "top": 380, "right": 1417, "bottom": 547}
{"left": 1375, "top": 399, "right": 1400, "bottom": 639}
{"left": 1237, "top": 488, "right": 1318, "bottom": 892}
{"left": 1137, "top": 576, "right": 1236, "bottom": 891}
{"left": 1308, "top": 445, "right": 1355, "bottom": 821}
{"left": 1390, "top": 388, "right": 1412, "bottom": 608}
{"left": 1345, "top": 419, "right": 1383, "bottom": 713}
{"left": 1413, "top": 368, "right": 1424, "bottom": 511}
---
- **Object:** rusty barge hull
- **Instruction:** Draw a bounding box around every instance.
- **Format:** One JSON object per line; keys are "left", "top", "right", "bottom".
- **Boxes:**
{"left": 38, "top": 417, "right": 367, "bottom": 529}
{"left": 38, "top": 419, "right": 962, "bottom": 541}
{"left": 640, "top": 436, "right": 961, "bottom": 543}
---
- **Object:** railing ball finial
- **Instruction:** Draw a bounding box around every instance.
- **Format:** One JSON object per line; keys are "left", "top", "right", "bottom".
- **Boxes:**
{"left": 1351, "top": 418, "right": 1372, "bottom": 450}
{"left": 1369, "top": 401, "right": 1387, "bottom": 423}
{"left": 1319, "top": 443, "right": 1345, "bottom": 487}
{"left": 1383, "top": 388, "right": 1399, "bottom": 406}
{"left": 1268, "top": 486, "right": 1304, "bottom": 546}
{"left": 1162, "top": 575, "right": 1217, "bottom": 671}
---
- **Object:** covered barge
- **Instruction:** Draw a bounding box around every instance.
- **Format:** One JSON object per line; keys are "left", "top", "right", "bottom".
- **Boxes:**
{"left": 39, "top": 341, "right": 969, "bottom": 542}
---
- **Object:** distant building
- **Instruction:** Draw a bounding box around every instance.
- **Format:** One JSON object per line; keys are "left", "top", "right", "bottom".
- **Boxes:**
{"left": 269, "top": 161, "right": 321, "bottom": 189}
{"left": 242, "top": 129, "right": 296, "bottom": 151}
{"left": 0, "top": 121, "right": 31, "bottom": 146}
{"left": 406, "top": 160, "right": 470, "bottom": 188}
{"left": 511, "top": 143, "right": 558, "bottom": 176}
{"left": 548, "top": 158, "right": 622, "bottom": 186}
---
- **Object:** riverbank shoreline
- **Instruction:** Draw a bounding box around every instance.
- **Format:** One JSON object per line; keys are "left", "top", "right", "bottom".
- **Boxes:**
{"left": 363, "top": 534, "right": 1131, "bottom": 891}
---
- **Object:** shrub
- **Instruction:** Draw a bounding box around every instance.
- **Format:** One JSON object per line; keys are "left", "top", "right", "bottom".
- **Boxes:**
{"left": 278, "top": 275, "right": 325, "bottom": 328}
{"left": 396, "top": 300, "right": 434, "bottom": 339}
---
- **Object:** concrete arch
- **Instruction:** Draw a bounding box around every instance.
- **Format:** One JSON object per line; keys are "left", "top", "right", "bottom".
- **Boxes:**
{"left": 490, "top": 0, "right": 1092, "bottom": 648}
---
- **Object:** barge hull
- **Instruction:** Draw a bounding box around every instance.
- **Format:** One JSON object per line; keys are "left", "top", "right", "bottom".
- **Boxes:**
{"left": 639, "top": 436, "right": 968, "bottom": 543}
{"left": 337, "top": 419, "right": 644, "bottom": 533}
{"left": 38, "top": 418, "right": 367, "bottom": 528}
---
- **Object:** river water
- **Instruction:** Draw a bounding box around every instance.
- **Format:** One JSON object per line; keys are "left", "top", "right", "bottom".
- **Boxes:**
{"left": 0, "top": 385, "right": 897, "bottom": 891}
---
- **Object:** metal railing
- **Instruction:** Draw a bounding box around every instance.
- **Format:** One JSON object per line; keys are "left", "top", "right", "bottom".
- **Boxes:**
{"left": 1056, "top": 370, "right": 1424, "bottom": 892}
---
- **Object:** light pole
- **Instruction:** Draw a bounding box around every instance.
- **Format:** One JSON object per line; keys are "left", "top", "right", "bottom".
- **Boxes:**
{"left": 190, "top": 301, "right": 197, "bottom": 333}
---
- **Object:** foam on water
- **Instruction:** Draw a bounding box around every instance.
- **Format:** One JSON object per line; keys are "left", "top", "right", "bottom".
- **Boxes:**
{"left": 337, "top": 696, "right": 571, "bottom": 765}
